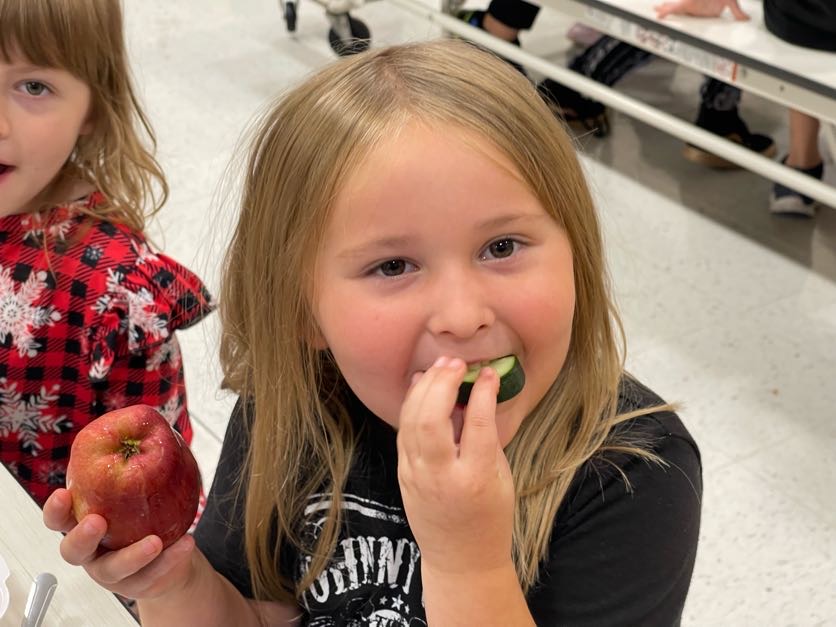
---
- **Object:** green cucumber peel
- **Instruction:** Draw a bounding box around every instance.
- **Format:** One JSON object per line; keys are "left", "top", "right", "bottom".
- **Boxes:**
{"left": 456, "top": 355, "right": 525, "bottom": 405}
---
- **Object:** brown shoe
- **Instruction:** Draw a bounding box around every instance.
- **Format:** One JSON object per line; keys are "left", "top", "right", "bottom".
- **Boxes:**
{"left": 683, "top": 106, "right": 776, "bottom": 168}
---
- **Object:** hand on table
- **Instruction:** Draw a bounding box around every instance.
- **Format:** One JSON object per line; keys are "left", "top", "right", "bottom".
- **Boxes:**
{"left": 654, "top": 0, "right": 749, "bottom": 21}
{"left": 43, "top": 488, "right": 195, "bottom": 600}
{"left": 396, "top": 357, "right": 515, "bottom": 575}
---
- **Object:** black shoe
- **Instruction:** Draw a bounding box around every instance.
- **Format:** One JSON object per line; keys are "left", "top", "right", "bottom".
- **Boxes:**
{"left": 769, "top": 158, "right": 823, "bottom": 217}
{"left": 537, "top": 78, "right": 609, "bottom": 137}
{"left": 683, "top": 106, "right": 777, "bottom": 168}
{"left": 455, "top": 9, "right": 527, "bottom": 76}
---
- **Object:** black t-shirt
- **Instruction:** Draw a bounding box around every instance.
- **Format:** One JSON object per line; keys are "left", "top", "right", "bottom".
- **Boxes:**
{"left": 194, "top": 378, "right": 701, "bottom": 626}
{"left": 764, "top": 0, "right": 836, "bottom": 51}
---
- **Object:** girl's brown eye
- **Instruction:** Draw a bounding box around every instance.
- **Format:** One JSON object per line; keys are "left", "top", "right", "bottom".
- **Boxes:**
{"left": 488, "top": 239, "right": 515, "bottom": 258}
{"left": 379, "top": 259, "right": 406, "bottom": 276}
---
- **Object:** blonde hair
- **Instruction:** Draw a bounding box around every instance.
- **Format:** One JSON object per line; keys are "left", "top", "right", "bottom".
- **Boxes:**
{"left": 220, "top": 39, "right": 660, "bottom": 603}
{"left": 0, "top": 0, "right": 167, "bottom": 230}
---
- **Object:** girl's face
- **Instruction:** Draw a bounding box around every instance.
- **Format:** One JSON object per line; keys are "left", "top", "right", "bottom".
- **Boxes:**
{"left": 0, "top": 53, "right": 93, "bottom": 217}
{"left": 313, "top": 123, "right": 575, "bottom": 447}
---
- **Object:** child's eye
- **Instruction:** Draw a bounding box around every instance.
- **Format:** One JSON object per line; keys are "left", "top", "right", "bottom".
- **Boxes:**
{"left": 20, "top": 81, "right": 51, "bottom": 96}
{"left": 374, "top": 259, "right": 415, "bottom": 277}
{"left": 481, "top": 238, "right": 519, "bottom": 260}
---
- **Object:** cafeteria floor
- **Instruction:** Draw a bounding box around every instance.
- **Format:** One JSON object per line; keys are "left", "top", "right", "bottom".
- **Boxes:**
{"left": 126, "top": 1, "right": 836, "bottom": 624}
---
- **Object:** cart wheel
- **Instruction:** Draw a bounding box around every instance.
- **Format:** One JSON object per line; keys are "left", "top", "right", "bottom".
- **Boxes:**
{"left": 284, "top": 2, "right": 297, "bottom": 32}
{"left": 328, "top": 15, "right": 371, "bottom": 56}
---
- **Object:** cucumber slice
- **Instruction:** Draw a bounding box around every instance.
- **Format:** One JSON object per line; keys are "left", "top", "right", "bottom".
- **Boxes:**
{"left": 456, "top": 355, "right": 525, "bottom": 405}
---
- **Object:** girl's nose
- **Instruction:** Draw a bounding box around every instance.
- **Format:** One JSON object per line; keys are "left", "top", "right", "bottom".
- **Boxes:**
{"left": 426, "top": 269, "right": 495, "bottom": 339}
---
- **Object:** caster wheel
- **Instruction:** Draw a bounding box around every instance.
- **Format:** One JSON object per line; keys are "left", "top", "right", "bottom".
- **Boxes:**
{"left": 328, "top": 15, "right": 371, "bottom": 56}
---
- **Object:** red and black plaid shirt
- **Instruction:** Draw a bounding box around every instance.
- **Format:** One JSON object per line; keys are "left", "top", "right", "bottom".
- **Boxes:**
{"left": 0, "top": 192, "right": 215, "bottom": 506}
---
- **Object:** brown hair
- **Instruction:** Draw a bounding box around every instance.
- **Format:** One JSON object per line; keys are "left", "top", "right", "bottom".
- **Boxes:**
{"left": 0, "top": 0, "right": 167, "bottom": 229}
{"left": 220, "top": 38, "right": 660, "bottom": 603}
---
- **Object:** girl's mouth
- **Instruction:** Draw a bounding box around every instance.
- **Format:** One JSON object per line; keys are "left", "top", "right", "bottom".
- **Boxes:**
{"left": 0, "top": 164, "right": 12, "bottom": 176}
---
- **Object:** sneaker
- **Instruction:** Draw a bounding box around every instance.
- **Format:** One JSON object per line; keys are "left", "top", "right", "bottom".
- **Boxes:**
{"left": 683, "top": 106, "right": 777, "bottom": 168}
{"left": 455, "top": 10, "right": 527, "bottom": 76}
{"left": 769, "top": 159, "right": 823, "bottom": 217}
{"left": 537, "top": 78, "right": 610, "bottom": 137}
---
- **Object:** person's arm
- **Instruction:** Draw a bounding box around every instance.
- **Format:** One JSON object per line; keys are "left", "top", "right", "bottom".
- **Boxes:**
{"left": 396, "top": 358, "right": 535, "bottom": 626}
{"left": 654, "top": 0, "right": 749, "bottom": 20}
{"left": 420, "top": 562, "right": 532, "bottom": 626}
{"left": 138, "top": 547, "right": 300, "bottom": 626}
{"left": 43, "top": 489, "right": 299, "bottom": 626}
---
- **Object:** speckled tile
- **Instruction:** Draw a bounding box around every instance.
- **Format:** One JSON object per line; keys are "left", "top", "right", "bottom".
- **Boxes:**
{"left": 684, "top": 461, "right": 836, "bottom": 626}
{"left": 626, "top": 315, "right": 836, "bottom": 458}
{"left": 739, "top": 432, "right": 836, "bottom": 528}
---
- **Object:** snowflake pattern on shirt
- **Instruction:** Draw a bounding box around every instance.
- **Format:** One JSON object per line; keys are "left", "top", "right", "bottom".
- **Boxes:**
{"left": 0, "top": 193, "right": 215, "bottom": 505}
{"left": 0, "top": 266, "right": 62, "bottom": 357}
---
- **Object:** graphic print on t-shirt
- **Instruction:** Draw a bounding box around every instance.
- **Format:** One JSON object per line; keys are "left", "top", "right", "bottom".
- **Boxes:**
{"left": 300, "top": 492, "right": 428, "bottom": 626}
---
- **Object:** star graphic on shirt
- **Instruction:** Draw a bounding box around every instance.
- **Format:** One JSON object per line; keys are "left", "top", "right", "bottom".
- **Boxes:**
{"left": 380, "top": 596, "right": 388, "bottom": 606}
{"left": 390, "top": 595, "right": 405, "bottom": 611}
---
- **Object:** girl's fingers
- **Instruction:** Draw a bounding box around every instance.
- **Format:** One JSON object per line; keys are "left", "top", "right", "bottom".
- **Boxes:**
{"left": 45, "top": 491, "right": 195, "bottom": 598}
{"left": 399, "top": 357, "right": 465, "bottom": 462}
{"left": 459, "top": 367, "right": 500, "bottom": 463}
{"left": 59, "top": 514, "right": 108, "bottom": 566}
{"left": 121, "top": 535, "right": 195, "bottom": 599}
{"left": 88, "top": 535, "right": 164, "bottom": 586}
{"left": 126, "top": 534, "right": 195, "bottom": 596}
{"left": 43, "top": 488, "right": 79, "bottom": 533}
{"left": 91, "top": 534, "right": 194, "bottom": 599}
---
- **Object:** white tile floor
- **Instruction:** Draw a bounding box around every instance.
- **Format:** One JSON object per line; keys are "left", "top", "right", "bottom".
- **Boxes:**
{"left": 125, "top": 2, "right": 836, "bottom": 624}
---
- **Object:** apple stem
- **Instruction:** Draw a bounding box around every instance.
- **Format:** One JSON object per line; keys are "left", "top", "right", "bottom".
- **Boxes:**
{"left": 120, "top": 438, "right": 142, "bottom": 460}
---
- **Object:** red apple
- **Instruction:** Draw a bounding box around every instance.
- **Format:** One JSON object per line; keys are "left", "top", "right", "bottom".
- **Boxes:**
{"left": 66, "top": 404, "right": 200, "bottom": 551}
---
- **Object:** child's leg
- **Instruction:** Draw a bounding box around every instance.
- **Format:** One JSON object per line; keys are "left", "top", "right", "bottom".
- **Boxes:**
{"left": 456, "top": 1, "right": 538, "bottom": 75}
{"left": 482, "top": 12, "right": 522, "bottom": 41}
{"left": 770, "top": 109, "right": 824, "bottom": 217}
{"left": 484, "top": 0, "right": 539, "bottom": 36}
{"left": 786, "top": 109, "right": 822, "bottom": 169}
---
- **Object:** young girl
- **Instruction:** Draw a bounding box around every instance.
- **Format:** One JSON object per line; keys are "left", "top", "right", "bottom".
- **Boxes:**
{"left": 44, "top": 39, "right": 701, "bottom": 625}
{"left": 1, "top": 0, "right": 214, "bottom": 506}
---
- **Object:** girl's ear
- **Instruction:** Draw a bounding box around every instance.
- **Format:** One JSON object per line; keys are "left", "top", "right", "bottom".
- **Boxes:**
{"left": 307, "top": 319, "right": 329, "bottom": 350}
{"left": 79, "top": 102, "right": 97, "bottom": 136}
{"left": 309, "top": 326, "right": 328, "bottom": 351}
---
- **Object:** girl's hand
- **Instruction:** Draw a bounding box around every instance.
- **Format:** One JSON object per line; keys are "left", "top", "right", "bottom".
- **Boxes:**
{"left": 43, "top": 488, "right": 196, "bottom": 600}
{"left": 396, "top": 356, "right": 515, "bottom": 575}
{"left": 654, "top": 0, "right": 749, "bottom": 21}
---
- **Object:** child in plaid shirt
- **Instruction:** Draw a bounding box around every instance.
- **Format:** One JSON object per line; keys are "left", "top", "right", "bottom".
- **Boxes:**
{"left": 0, "top": 0, "right": 214, "bottom": 506}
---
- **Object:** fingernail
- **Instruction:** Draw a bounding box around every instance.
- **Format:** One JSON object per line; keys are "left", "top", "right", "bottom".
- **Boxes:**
{"left": 448, "top": 358, "right": 465, "bottom": 369}
{"left": 143, "top": 537, "right": 159, "bottom": 556}
{"left": 81, "top": 519, "right": 99, "bottom": 536}
{"left": 433, "top": 356, "right": 448, "bottom": 367}
{"left": 480, "top": 367, "right": 499, "bottom": 387}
